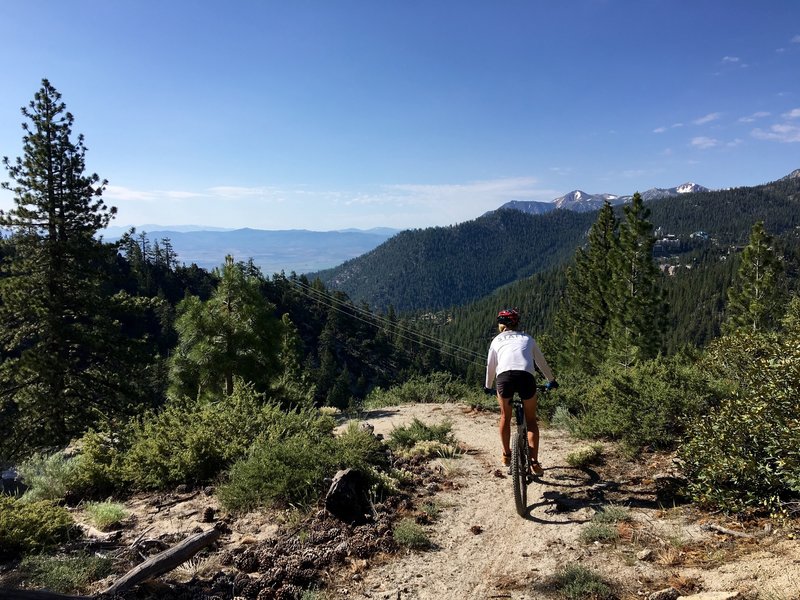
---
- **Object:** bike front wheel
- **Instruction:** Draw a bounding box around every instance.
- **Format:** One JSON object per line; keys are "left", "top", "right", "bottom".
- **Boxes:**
{"left": 511, "top": 428, "right": 529, "bottom": 517}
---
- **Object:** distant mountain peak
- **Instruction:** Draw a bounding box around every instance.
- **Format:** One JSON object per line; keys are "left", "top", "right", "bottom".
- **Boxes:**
{"left": 781, "top": 168, "right": 800, "bottom": 180}
{"left": 676, "top": 182, "right": 708, "bottom": 194}
{"left": 553, "top": 190, "right": 620, "bottom": 212}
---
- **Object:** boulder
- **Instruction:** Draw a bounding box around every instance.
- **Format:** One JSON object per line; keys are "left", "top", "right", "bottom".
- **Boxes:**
{"left": 1, "top": 467, "right": 26, "bottom": 496}
{"left": 325, "top": 468, "right": 371, "bottom": 524}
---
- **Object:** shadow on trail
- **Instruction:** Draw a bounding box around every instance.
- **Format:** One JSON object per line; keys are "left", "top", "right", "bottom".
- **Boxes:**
{"left": 359, "top": 408, "right": 402, "bottom": 420}
{"left": 518, "top": 464, "right": 664, "bottom": 521}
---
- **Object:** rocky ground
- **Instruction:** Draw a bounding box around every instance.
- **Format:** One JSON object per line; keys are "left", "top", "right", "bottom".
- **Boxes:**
{"left": 2, "top": 402, "right": 799, "bottom": 599}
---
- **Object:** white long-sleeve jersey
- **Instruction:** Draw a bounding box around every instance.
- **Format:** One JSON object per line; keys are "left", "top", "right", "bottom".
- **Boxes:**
{"left": 485, "top": 330, "right": 555, "bottom": 388}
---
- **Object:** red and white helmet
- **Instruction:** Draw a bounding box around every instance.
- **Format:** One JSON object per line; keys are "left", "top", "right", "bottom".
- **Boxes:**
{"left": 496, "top": 308, "right": 520, "bottom": 327}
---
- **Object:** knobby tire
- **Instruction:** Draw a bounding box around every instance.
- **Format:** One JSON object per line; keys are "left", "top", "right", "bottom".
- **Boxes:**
{"left": 511, "top": 428, "right": 528, "bottom": 517}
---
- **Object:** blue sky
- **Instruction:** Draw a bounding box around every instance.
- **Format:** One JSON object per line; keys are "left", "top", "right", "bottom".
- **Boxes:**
{"left": 1, "top": 1, "right": 799, "bottom": 231}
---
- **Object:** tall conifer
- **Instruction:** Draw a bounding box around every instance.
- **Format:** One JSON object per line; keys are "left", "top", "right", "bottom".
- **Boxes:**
{"left": 724, "top": 221, "right": 785, "bottom": 333}
{"left": 0, "top": 80, "right": 125, "bottom": 454}
{"left": 607, "top": 193, "right": 666, "bottom": 367}
{"left": 556, "top": 201, "right": 617, "bottom": 373}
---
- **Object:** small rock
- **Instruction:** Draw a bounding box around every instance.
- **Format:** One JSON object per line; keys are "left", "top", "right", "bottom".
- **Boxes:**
{"left": 175, "top": 483, "right": 189, "bottom": 494}
{"left": 636, "top": 548, "right": 654, "bottom": 561}
{"left": 648, "top": 587, "right": 680, "bottom": 600}
{"left": 470, "top": 525, "right": 483, "bottom": 535}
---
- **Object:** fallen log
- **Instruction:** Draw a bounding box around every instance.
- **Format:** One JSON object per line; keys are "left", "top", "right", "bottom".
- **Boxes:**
{"left": 101, "top": 526, "right": 221, "bottom": 596}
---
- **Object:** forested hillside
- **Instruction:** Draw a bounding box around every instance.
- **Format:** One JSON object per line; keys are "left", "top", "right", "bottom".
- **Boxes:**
{"left": 311, "top": 208, "right": 597, "bottom": 312}
{"left": 315, "top": 174, "right": 800, "bottom": 313}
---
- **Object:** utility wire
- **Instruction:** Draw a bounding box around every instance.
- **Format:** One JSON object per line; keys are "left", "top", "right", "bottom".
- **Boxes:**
{"left": 290, "top": 278, "right": 487, "bottom": 361}
{"left": 288, "top": 279, "right": 487, "bottom": 367}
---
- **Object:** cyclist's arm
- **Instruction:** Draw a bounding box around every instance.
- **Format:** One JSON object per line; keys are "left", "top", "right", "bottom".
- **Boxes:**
{"left": 485, "top": 346, "right": 498, "bottom": 388}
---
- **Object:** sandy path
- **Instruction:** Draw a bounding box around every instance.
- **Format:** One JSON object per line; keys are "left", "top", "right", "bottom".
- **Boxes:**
{"left": 346, "top": 403, "right": 603, "bottom": 599}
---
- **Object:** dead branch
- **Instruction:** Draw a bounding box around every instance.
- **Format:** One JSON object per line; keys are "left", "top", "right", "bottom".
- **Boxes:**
{"left": 701, "top": 522, "right": 754, "bottom": 538}
{"left": 101, "top": 526, "right": 221, "bottom": 596}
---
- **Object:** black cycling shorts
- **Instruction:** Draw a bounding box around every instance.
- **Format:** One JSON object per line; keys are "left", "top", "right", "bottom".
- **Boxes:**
{"left": 496, "top": 370, "right": 536, "bottom": 401}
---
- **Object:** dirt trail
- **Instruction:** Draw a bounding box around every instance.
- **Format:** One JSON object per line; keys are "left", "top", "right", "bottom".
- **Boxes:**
{"left": 339, "top": 403, "right": 800, "bottom": 600}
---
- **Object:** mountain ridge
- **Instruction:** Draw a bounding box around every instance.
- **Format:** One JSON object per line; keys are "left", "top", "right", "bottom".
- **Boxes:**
{"left": 312, "top": 172, "right": 800, "bottom": 312}
{"left": 501, "top": 182, "right": 710, "bottom": 214}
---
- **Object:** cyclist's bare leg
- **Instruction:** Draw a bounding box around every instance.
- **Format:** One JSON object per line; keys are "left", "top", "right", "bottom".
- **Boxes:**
{"left": 522, "top": 393, "right": 540, "bottom": 462}
{"left": 497, "top": 392, "right": 512, "bottom": 456}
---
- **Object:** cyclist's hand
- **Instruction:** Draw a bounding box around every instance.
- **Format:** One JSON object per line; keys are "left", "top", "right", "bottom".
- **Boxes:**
{"left": 483, "top": 386, "right": 496, "bottom": 396}
{"left": 545, "top": 380, "right": 559, "bottom": 391}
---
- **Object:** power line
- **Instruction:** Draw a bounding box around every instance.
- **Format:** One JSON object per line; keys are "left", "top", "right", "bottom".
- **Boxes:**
{"left": 288, "top": 279, "right": 487, "bottom": 367}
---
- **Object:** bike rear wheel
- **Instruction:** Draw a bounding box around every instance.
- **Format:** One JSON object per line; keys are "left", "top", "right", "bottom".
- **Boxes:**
{"left": 511, "top": 427, "right": 529, "bottom": 517}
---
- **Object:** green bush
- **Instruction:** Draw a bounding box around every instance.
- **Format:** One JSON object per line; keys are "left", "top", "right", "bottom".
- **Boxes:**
{"left": 0, "top": 496, "right": 74, "bottom": 558}
{"left": 549, "top": 563, "right": 615, "bottom": 600}
{"left": 335, "top": 421, "right": 388, "bottom": 473}
{"left": 122, "top": 382, "right": 336, "bottom": 489}
{"left": 220, "top": 414, "right": 395, "bottom": 511}
{"left": 591, "top": 504, "right": 631, "bottom": 524}
{"left": 680, "top": 330, "right": 800, "bottom": 514}
{"left": 579, "top": 522, "right": 619, "bottom": 544}
{"left": 69, "top": 430, "right": 126, "bottom": 498}
{"left": 18, "top": 553, "right": 112, "bottom": 593}
{"left": 565, "top": 444, "right": 604, "bottom": 468}
{"left": 84, "top": 501, "right": 127, "bottom": 530}
{"left": 573, "top": 355, "right": 721, "bottom": 451}
{"left": 218, "top": 434, "right": 337, "bottom": 511}
{"left": 551, "top": 405, "right": 580, "bottom": 434}
{"left": 364, "top": 372, "right": 489, "bottom": 409}
{"left": 393, "top": 518, "right": 431, "bottom": 549}
{"left": 388, "top": 418, "right": 455, "bottom": 450}
{"left": 17, "top": 451, "right": 78, "bottom": 502}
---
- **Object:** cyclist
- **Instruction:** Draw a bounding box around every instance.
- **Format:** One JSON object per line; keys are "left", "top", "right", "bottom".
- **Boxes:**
{"left": 485, "top": 308, "right": 558, "bottom": 476}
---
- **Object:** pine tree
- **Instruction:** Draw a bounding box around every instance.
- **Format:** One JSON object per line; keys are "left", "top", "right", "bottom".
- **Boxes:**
{"left": 607, "top": 193, "right": 666, "bottom": 367}
{"left": 724, "top": 221, "right": 785, "bottom": 333}
{"left": 556, "top": 201, "right": 617, "bottom": 373}
{"left": 168, "top": 256, "right": 282, "bottom": 399}
{"left": 0, "top": 80, "right": 127, "bottom": 454}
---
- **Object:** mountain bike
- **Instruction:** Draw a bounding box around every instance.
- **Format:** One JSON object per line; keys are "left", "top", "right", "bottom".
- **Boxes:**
{"left": 488, "top": 384, "right": 549, "bottom": 517}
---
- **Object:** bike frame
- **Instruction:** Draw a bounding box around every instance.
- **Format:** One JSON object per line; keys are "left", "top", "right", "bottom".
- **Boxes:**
{"left": 509, "top": 385, "right": 547, "bottom": 517}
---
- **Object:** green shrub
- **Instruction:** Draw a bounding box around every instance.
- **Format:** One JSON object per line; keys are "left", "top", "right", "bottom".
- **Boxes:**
{"left": 566, "top": 443, "right": 604, "bottom": 468}
{"left": 17, "top": 451, "right": 79, "bottom": 502}
{"left": 70, "top": 430, "right": 126, "bottom": 498}
{"left": 18, "top": 553, "right": 112, "bottom": 593}
{"left": 218, "top": 434, "right": 338, "bottom": 511}
{"left": 591, "top": 504, "right": 631, "bottom": 524}
{"left": 0, "top": 496, "right": 74, "bottom": 557}
{"left": 551, "top": 405, "right": 580, "bottom": 434}
{"left": 84, "top": 501, "right": 127, "bottom": 530}
{"left": 549, "top": 563, "right": 615, "bottom": 600}
{"left": 420, "top": 501, "right": 441, "bottom": 520}
{"left": 388, "top": 418, "right": 455, "bottom": 451}
{"left": 335, "top": 421, "right": 388, "bottom": 473}
{"left": 123, "top": 382, "right": 336, "bottom": 489}
{"left": 574, "top": 355, "right": 721, "bottom": 451}
{"left": 680, "top": 330, "right": 800, "bottom": 514}
{"left": 579, "top": 522, "right": 619, "bottom": 544}
{"left": 393, "top": 518, "right": 430, "bottom": 549}
{"left": 364, "top": 372, "right": 487, "bottom": 409}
